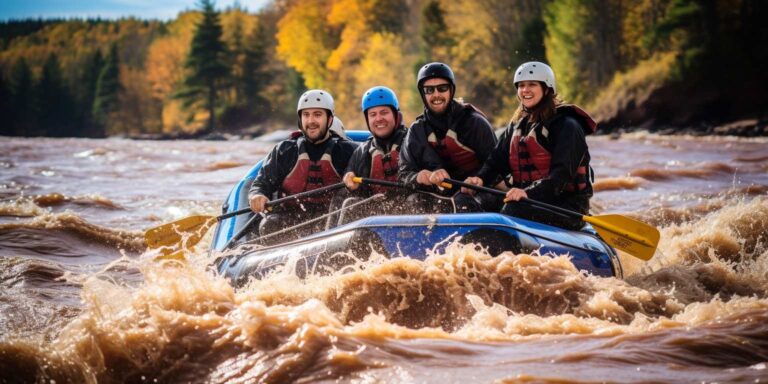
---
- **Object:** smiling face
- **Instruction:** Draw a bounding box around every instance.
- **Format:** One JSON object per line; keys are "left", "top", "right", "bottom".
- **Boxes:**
{"left": 366, "top": 106, "right": 397, "bottom": 139}
{"left": 300, "top": 108, "right": 330, "bottom": 141}
{"left": 422, "top": 77, "right": 452, "bottom": 115}
{"left": 516, "top": 81, "right": 545, "bottom": 109}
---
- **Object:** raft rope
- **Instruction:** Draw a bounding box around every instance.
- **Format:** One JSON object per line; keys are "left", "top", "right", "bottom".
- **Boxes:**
{"left": 243, "top": 193, "right": 388, "bottom": 247}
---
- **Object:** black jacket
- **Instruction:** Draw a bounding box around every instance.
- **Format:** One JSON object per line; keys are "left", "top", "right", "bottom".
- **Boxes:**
{"left": 477, "top": 112, "right": 593, "bottom": 211}
{"left": 249, "top": 134, "right": 358, "bottom": 199}
{"left": 345, "top": 125, "right": 407, "bottom": 196}
{"left": 398, "top": 100, "right": 497, "bottom": 188}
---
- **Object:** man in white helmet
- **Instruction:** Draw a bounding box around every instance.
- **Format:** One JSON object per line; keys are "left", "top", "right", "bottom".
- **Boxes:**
{"left": 463, "top": 61, "right": 597, "bottom": 230}
{"left": 248, "top": 90, "right": 358, "bottom": 243}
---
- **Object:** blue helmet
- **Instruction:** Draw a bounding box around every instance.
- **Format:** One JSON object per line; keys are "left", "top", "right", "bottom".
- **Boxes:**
{"left": 361, "top": 86, "right": 399, "bottom": 113}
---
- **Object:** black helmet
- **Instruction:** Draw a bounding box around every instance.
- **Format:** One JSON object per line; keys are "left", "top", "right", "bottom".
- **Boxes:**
{"left": 417, "top": 62, "right": 455, "bottom": 88}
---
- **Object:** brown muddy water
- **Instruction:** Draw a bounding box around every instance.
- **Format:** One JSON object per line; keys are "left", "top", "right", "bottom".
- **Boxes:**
{"left": 1, "top": 133, "right": 767, "bottom": 383}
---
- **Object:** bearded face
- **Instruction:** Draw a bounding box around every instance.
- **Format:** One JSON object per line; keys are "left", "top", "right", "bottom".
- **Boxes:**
{"left": 422, "top": 77, "right": 452, "bottom": 115}
{"left": 300, "top": 108, "right": 331, "bottom": 142}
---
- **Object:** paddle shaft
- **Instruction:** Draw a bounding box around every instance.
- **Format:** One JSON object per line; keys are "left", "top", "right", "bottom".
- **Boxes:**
{"left": 443, "top": 178, "right": 575, "bottom": 219}
{"left": 217, "top": 182, "right": 346, "bottom": 221}
{"left": 444, "top": 178, "right": 657, "bottom": 248}
{"left": 221, "top": 182, "right": 346, "bottom": 249}
{"left": 353, "top": 177, "right": 452, "bottom": 190}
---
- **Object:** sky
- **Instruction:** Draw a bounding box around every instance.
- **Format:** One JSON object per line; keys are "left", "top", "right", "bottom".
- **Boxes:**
{"left": 0, "top": 0, "right": 270, "bottom": 21}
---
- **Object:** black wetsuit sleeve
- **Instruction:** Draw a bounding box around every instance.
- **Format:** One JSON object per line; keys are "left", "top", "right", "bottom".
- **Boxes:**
{"left": 525, "top": 116, "right": 588, "bottom": 201}
{"left": 332, "top": 140, "right": 359, "bottom": 176}
{"left": 398, "top": 120, "right": 444, "bottom": 186}
{"left": 342, "top": 142, "right": 371, "bottom": 196}
{"left": 345, "top": 141, "right": 371, "bottom": 177}
{"left": 477, "top": 125, "right": 513, "bottom": 186}
{"left": 249, "top": 141, "right": 295, "bottom": 199}
{"left": 460, "top": 112, "right": 498, "bottom": 165}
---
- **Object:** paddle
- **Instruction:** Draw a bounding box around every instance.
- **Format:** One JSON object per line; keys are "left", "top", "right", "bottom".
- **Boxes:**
{"left": 441, "top": 178, "right": 660, "bottom": 261}
{"left": 145, "top": 182, "right": 346, "bottom": 254}
{"left": 351, "top": 176, "right": 452, "bottom": 190}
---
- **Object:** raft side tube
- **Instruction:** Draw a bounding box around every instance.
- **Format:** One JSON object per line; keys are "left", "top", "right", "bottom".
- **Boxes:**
{"left": 215, "top": 213, "right": 621, "bottom": 286}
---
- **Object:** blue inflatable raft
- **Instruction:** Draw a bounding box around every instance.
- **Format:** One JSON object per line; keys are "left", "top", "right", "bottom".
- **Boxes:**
{"left": 211, "top": 131, "right": 622, "bottom": 285}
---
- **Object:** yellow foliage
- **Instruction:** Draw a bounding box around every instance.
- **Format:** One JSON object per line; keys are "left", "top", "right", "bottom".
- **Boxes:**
{"left": 148, "top": 9, "right": 262, "bottom": 134}
{"left": 275, "top": 0, "right": 334, "bottom": 88}
{"left": 110, "top": 67, "right": 163, "bottom": 135}
{"left": 145, "top": 37, "right": 188, "bottom": 100}
{"left": 221, "top": 9, "right": 259, "bottom": 45}
{"left": 167, "top": 11, "right": 201, "bottom": 39}
{"left": 144, "top": 11, "right": 212, "bottom": 133}
{"left": 162, "top": 100, "right": 185, "bottom": 134}
{"left": 275, "top": 0, "right": 423, "bottom": 124}
{"left": 162, "top": 99, "right": 207, "bottom": 134}
{"left": 442, "top": 0, "right": 522, "bottom": 124}
{"left": 326, "top": 0, "right": 366, "bottom": 71}
{"left": 354, "top": 32, "right": 419, "bottom": 127}
{"left": 588, "top": 51, "right": 677, "bottom": 122}
{"left": 444, "top": 0, "right": 492, "bottom": 68}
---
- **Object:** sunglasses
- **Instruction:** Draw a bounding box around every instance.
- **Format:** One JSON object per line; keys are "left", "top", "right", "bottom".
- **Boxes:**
{"left": 422, "top": 84, "right": 452, "bottom": 94}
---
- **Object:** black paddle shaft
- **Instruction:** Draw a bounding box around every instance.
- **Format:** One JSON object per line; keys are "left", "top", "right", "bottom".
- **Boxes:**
{"left": 442, "top": 178, "right": 582, "bottom": 220}
{"left": 356, "top": 177, "right": 418, "bottom": 191}
{"left": 221, "top": 182, "right": 346, "bottom": 249}
{"left": 217, "top": 182, "right": 346, "bottom": 221}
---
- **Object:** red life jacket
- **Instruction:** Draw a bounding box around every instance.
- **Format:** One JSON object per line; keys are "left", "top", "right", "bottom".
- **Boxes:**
{"left": 426, "top": 128, "right": 480, "bottom": 176}
{"left": 508, "top": 105, "right": 596, "bottom": 192}
{"left": 280, "top": 138, "right": 341, "bottom": 205}
{"left": 368, "top": 144, "right": 400, "bottom": 195}
{"left": 425, "top": 103, "right": 487, "bottom": 176}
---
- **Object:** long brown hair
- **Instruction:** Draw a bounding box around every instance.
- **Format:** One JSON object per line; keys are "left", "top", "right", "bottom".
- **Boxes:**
{"left": 510, "top": 82, "right": 562, "bottom": 125}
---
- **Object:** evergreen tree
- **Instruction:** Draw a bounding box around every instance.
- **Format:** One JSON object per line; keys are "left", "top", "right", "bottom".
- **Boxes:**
{"left": 92, "top": 44, "right": 121, "bottom": 133}
{"left": 0, "top": 73, "right": 12, "bottom": 136}
{"left": 242, "top": 21, "right": 269, "bottom": 117}
{"left": 35, "top": 53, "right": 74, "bottom": 136}
{"left": 9, "top": 58, "right": 34, "bottom": 136}
{"left": 78, "top": 50, "right": 105, "bottom": 136}
{"left": 229, "top": 12, "right": 246, "bottom": 104}
{"left": 178, "top": 0, "right": 229, "bottom": 134}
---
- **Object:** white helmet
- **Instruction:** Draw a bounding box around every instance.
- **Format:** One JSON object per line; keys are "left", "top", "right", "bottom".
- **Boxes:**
{"left": 513, "top": 61, "right": 556, "bottom": 94}
{"left": 297, "top": 89, "right": 335, "bottom": 115}
{"left": 329, "top": 116, "right": 349, "bottom": 139}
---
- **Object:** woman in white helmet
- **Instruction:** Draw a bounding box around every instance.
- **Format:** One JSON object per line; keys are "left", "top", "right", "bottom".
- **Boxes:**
{"left": 463, "top": 61, "right": 598, "bottom": 230}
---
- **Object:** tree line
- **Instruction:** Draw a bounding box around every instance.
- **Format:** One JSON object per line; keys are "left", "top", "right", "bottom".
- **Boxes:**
{"left": 1, "top": 0, "right": 765, "bottom": 138}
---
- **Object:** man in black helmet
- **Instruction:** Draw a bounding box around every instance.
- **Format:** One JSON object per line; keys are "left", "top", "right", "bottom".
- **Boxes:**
{"left": 398, "top": 62, "right": 501, "bottom": 213}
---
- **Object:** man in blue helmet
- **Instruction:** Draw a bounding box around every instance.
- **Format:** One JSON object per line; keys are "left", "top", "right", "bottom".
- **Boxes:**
{"left": 398, "top": 62, "right": 502, "bottom": 213}
{"left": 329, "top": 86, "right": 409, "bottom": 223}
{"left": 343, "top": 86, "right": 407, "bottom": 195}
{"left": 248, "top": 89, "right": 358, "bottom": 244}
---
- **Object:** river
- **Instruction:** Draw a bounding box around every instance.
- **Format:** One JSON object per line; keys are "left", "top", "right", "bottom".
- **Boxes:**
{"left": 1, "top": 132, "right": 767, "bottom": 383}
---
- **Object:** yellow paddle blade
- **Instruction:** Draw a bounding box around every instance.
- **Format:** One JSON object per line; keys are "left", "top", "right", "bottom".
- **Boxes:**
{"left": 584, "top": 214, "right": 660, "bottom": 261}
{"left": 144, "top": 215, "right": 215, "bottom": 252}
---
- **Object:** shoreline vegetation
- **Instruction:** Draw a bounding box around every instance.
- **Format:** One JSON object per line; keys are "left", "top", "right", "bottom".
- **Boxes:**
{"left": 1, "top": 0, "right": 766, "bottom": 139}
{"left": 125, "top": 117, "right": 768, "bottom": 142}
